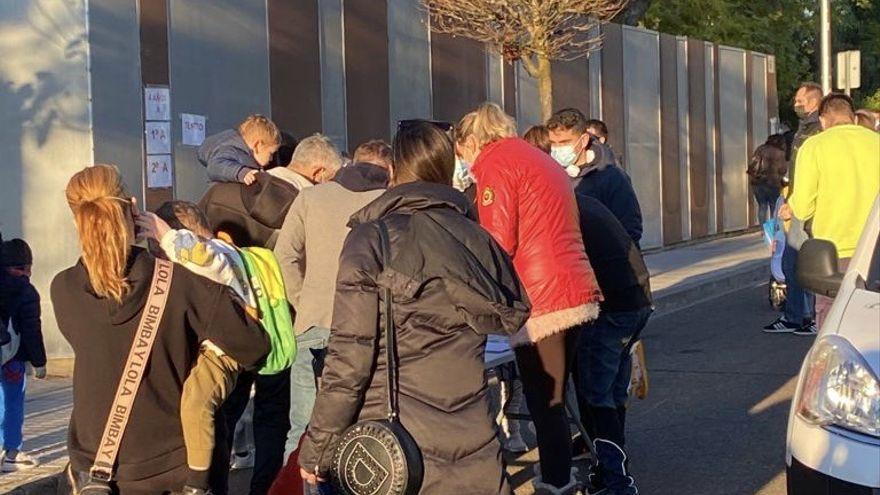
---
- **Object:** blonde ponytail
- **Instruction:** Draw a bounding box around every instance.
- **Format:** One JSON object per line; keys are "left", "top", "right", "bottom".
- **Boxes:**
{"left": 65, "top": 165, "right": 133, "bottom": 303}
{"left": 456, "top": 102, "right": 518, "bottom": 149}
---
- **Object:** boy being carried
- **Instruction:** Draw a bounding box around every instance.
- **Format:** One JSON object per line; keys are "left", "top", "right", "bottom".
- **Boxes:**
{"left": 199, "top": 114, "right": 281, "bottom": 185}
{"left": 137, "top": 201, "right": 294, "bottom": 495}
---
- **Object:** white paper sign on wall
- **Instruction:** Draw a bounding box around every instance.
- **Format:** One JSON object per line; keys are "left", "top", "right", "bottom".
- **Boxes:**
{"left": 181, "top": 113, "right": 206, "bottom": 146}
{"left": 146, "top": 154, "right": 173, "bottom": 188}
{"left": 144, "top": 87, "right": 171, "bottom": 121}
{"left": 145, "top": 121, "right": 171, "bottom": 154}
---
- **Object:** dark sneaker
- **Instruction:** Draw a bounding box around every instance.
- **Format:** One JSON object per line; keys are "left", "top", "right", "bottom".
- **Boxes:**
{"left": 763, "top": 317, "right": 800, "bottom": 333}
{"left": 794, "top": 321, "right": 818, "bottom": 336}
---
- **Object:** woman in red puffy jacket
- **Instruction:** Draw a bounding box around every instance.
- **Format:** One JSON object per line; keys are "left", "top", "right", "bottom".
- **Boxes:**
{"left": 457, "top": 103, "right": 602, "bottom": 493}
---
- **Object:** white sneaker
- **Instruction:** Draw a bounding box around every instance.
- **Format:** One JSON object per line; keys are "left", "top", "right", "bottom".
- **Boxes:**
{"left": 1, "top": 450, "right": 40, "bottom": 472}
{"left": 230, "top": 450, "right": 254, "bottom": 470}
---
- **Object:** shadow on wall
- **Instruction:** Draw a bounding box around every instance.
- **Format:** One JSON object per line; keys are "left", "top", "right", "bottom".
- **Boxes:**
{"left": 0, "top": 0, "right": 93, "bottom": 359}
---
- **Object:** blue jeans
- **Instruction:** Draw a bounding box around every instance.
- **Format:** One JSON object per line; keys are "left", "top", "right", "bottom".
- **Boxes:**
{"left": 0, "top": 360, "right": 27, "bottom": 451}
{"left": 286, "top": 326, "right": 331, "bottom": 457}
{"left": 782, "top": 244, "right": 815, "bottom": 324}
{"left": 576, "top": 307, "right": 652, "bottom": 410}
{"left": 575, "top": 308, "right": 651, "bottom": 495}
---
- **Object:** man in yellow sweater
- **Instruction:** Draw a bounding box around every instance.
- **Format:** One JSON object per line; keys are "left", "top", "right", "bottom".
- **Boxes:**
{"left": 782, "top": 93, "right": 880, "bottom": 327}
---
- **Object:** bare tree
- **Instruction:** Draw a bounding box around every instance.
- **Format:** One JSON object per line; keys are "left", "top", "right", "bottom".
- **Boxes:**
{"left": 424, "top": 0, "right": 627, "bottom": 121}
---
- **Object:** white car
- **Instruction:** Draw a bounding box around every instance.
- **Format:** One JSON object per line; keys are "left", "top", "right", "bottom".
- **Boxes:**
{"left": 786, "top": 198, "right": 880, "bottom": 494}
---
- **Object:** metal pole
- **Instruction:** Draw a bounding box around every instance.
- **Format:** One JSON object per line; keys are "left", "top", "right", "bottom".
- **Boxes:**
{"left": 845, "top": 53, "right": 851, "bottom": 96}
{"left": 821, "top": 0, "right": 832, "bottom": 94}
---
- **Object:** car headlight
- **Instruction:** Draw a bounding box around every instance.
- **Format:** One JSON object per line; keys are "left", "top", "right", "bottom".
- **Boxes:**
{"left": 796, "top": 335, "right": 880, "bottom": 437}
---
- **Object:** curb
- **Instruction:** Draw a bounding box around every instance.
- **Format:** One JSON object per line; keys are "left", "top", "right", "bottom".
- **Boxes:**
{"left": 651, "top": 259, "right": 768, "bottom": 317}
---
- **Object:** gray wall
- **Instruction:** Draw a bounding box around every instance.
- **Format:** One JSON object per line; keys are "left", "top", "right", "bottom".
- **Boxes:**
{"left": 0, "top": 0, "right": 93, "bottom": 358}
{"left": 622, "top": 26, "right": 662, "bottom": 249}
{"left": 89, "top": 0, "right": 144, "bottom": 202}
{"left": 717, "top": 46, "right": 749, "bottom": 232}
{"left": 676, "top": 36, "right": 691, "bottom": 240}
{"left": 168, "top": 0, "right": 272, "bottom": 202}
{"left": 705, "top": 43, "right": 719, "bottom": 235}
{"left": 319, "top": 0, "right": 347, "bottom": 150}
{"left": 515, "top": 63, "right": 542, "bottom": 133}
{"left": 387, "top": 0, "right": 432, "bottom": 130}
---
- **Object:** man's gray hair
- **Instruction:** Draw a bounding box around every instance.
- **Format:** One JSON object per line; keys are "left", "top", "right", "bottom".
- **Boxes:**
{"left": 290, "top": 133, "right": 343, "bottom": 172}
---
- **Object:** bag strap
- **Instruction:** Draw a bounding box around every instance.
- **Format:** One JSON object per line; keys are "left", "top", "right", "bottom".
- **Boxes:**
{"left": 89, "top": 259, "right": 174, "bottom": 483}
{"left": 375, "top": 220, "right": 399, "bottom": 421}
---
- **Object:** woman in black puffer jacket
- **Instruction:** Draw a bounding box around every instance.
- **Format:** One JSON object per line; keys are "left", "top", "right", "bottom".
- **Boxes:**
{"left": 298, "top": 121, "right": 530, "bottom": 494}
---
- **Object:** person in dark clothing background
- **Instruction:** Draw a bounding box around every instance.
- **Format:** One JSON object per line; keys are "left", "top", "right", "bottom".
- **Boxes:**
{"left": 764, "top": 82, "right": 823, "bottom": 335}
{"left": 747, "top": 134, "right": 788, "bottom": 222}
{"left": 572, "top": 195, "right": 652, "bottom": 495}
{"left": 298, "top": 120, "right": 530, "bottom": 494}
{"left": 546, "top": 109, "right": 644, "bottom": 246}
{"left": 523, "top": 125, "right": 552, "bottom": 154}
{"left": 0, "top": 238, "right": 47, "bottom": 472}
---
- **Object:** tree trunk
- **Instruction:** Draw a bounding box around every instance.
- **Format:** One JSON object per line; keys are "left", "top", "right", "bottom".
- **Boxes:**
{"left": 538, "top": 55, "right": 553, "bottom": 123}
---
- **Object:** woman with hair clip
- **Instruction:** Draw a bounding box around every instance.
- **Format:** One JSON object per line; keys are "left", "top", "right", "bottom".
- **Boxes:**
{"left": 297, "top": 120, "right": 530, "bottom": 494}
{"left": 51, "top": 164, "right": 269, "bottom": 495}
{"left": 456, "top": 103, "right": 602, "bottom": 494}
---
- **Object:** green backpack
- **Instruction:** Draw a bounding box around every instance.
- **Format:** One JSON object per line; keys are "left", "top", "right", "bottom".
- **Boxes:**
{"left": 238, "top": 247, "right": 297, "bottom": 375}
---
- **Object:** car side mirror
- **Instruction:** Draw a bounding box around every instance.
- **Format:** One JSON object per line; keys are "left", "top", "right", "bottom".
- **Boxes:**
{"left": 797, "top": 239, "right": 844, "bottom": 298}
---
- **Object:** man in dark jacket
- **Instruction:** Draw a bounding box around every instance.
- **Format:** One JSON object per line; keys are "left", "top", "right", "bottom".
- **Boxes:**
{"left": 547, "top": 109, "right": 644, "bottom": 246}
{"left": 763, "top": 82, "right": 823, "bottom": 335}
{"left": 198, "top": 172, "right": 301, "bottom": 250}
{"left": 573, "top": 195, "right": 652, "bottom": 495}
{"left": 0, "top": 238, "right": 47, "bottom": 472}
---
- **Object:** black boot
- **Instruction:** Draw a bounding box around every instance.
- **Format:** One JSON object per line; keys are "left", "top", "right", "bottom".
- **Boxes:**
{"left": 594, "top": 439, "right": 637, "bottom": 495}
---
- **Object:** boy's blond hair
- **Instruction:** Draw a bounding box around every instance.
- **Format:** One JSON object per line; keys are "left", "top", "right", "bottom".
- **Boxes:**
{"left": 238, "top": 114, "right": 281, "bottom": 146}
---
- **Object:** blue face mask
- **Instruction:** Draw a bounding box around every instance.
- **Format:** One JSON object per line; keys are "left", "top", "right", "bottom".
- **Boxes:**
{"left": 551, "top": 145, "right": 578, "bottom": 168}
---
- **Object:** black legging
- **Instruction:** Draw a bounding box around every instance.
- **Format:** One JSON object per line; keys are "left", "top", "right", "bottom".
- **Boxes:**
{"left": 514, "top": 328, "right": 579, "bottom": 488}
{"left": 213, "top": 369, "right": 292, "bottom": 495}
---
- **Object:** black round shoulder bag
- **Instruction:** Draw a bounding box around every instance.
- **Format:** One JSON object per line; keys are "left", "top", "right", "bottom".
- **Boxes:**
{"left": 330, "top": 220, "right": 424, "bottom": 495}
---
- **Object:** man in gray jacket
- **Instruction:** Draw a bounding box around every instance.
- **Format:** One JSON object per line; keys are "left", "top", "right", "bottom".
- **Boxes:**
{"left": 274, "top": 140, "right": 390, "bottom": 457}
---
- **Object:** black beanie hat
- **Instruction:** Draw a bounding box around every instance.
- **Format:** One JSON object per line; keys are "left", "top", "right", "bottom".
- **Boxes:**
{"left": 1, "top": 239, "right": 33, "bottom": 267}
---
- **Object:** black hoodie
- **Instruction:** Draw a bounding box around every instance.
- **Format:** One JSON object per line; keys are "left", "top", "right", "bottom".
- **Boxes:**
{"left": 572, "top": 138, "right": 644, "bottom": 246}
{"left": 51, "top": 247, "right": 268, "bottom": 485}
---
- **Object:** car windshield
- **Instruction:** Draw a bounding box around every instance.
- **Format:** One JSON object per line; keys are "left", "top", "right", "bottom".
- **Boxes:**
{"left": 867, "top": 233, "right": 880, "bottom": 292}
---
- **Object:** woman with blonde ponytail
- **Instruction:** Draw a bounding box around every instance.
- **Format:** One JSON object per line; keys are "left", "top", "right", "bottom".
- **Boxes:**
{"left": 52, "top": 165, "right": 269, "bottom": 494}
{"left": 64, "top": 164, "right": 134, "bottom": 303}
{"left": 457, "top": 103, "right": 602, "bottom": 494}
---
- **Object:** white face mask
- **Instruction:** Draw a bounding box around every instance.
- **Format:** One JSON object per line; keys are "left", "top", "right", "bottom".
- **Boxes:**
{"left": 453, "top": 156, "right": 474, "bottom": 192}
{"left": 551, "top": 145, "right": 578, "bottom": 168}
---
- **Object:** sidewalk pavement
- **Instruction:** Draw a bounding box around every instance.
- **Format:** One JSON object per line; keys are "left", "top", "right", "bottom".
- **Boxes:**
{"left": 4, "top": 232, "right": 769, "bottom": 494}
{"left": 646, "top": 231, "right": 768, "bottom": 315}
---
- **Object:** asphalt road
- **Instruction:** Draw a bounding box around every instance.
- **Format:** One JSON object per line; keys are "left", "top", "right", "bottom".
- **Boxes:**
{"left": 624, "top": 284, "right": 814, "bottom": 495}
